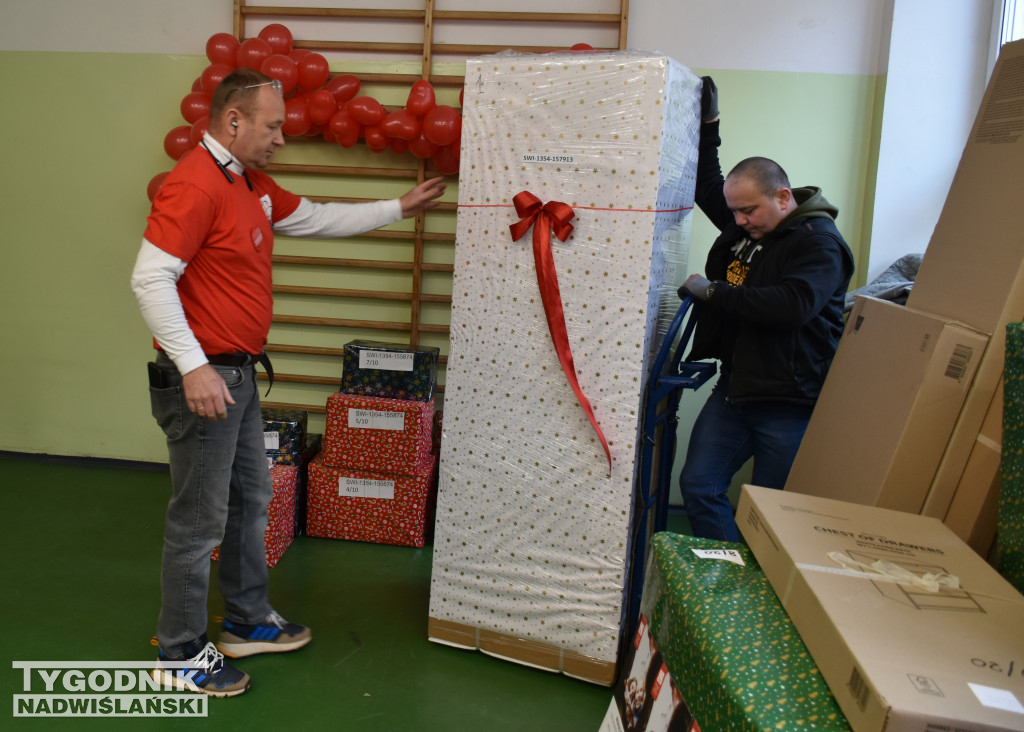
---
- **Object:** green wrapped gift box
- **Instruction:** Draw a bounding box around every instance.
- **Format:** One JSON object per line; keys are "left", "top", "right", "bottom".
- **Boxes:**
{"left": 641, "top": 532, "right": 850, "bottom": 731}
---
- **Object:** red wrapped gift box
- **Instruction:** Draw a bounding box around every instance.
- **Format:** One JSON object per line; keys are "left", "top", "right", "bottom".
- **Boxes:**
{"left": 323, "top": 392, "right": 433, "bottom": 475}
{"left": 306, "top": 453, "right": 437, "bottom": 548}
{"left": 212, "top": 464, "right": 296, "bottom": 568}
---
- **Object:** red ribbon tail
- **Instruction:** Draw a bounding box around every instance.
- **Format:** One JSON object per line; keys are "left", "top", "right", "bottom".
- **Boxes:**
{"left": 531, "top": 214, "right": 612, "bottom": 473}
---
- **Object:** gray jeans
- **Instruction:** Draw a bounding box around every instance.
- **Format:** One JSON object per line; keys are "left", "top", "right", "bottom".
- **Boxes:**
{"left": 149, "top": 353, "right": 273, "bottom": 658}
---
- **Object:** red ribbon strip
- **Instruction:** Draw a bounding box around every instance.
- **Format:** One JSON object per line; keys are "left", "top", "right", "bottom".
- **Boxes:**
{"left": 508, "top": 190, "right": 612, "bottom": 473}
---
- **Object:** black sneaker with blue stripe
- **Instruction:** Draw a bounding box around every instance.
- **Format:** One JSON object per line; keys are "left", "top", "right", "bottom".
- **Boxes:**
{"left": 216, "top": 610, "right": 312, "bottom": 658}
{"left": 152, "top": 634, "right": 251, "bottom": 698}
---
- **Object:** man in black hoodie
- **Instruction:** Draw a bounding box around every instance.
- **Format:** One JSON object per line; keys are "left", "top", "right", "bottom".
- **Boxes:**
{"left": 677, "top": 78, "right": 854, "bottom": 542}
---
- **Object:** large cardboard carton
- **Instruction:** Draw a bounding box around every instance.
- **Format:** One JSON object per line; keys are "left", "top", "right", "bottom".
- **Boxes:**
{"left": 909, "top": 39, "right": 1024, "bottom": 524}
{"left": 738, "top": 485, "right": 1024, "bottom": 732}
{"left": 786, "top": 296, "right": 986, "bottom": 513}
{"left": 427, "top": 50, "right": 701, "bottom": 684}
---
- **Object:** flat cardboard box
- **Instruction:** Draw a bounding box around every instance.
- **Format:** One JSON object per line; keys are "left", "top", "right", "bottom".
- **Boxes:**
{"left": 786, "top": 296, "right": 987, "bottom": 513}
{"left": 738, "top": 484, "right": 1024, "bottom": 732}
{"left": 909, "top": 39, "right": 1024, "bottom": 522}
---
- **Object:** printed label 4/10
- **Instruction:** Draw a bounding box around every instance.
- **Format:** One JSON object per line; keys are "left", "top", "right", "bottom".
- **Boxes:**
{"left": 339, "top": 477, "right": 396, "bottom": 500}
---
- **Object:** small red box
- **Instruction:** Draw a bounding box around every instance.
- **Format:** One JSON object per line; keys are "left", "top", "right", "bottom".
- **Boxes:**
{"left": 306, "top": 453, "right": 437, "bottom": 548}
{"left": 323, "top": 392, "right": 433, "bottom": 475}
{"left": 212, "top": 464, "right": 296, "bottom": 568}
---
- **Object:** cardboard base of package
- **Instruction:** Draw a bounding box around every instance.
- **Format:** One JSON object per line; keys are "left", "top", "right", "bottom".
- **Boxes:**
{"left": 786, "top": 296, "right": 986, "bottom": 514}
{"left": 211, "top": 464, "right": 296, "bottom": 568}
{"left": 640, "top": 532, "right": 849, "bottom": 731}
{"left": 598, "top": 614, "right": 700, "bottom": 732}
{"left": 427, "top": 616, "right": 616, "bottom": 687}
{"left": 306, "top": 454, "right": 437, "bottom": 548}
{"left": 738, "top": 484, "right": 1024, "bottom": 732}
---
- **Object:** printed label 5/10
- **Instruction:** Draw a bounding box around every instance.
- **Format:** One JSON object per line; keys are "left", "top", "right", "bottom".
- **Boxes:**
{"left": 348, "top": 409, "right": 405, "bottom": 431}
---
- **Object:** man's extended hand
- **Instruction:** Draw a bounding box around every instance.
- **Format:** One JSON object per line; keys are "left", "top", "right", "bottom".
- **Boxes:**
{"left": 182, "top": 364, "right": 235, "bottom": 421}
{"left": 678, "top": 273, "right": 713, "bottom": 302}
{"left": 700, "top": 76, "right": 719, "bottom": 123}
{"left": 400, "top": 177, "right": 446, "bottom": 218}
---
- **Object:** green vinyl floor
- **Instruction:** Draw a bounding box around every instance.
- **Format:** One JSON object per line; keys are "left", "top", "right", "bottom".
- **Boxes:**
{"left": 0, "top": 453, "right": 689, "bottom": 731}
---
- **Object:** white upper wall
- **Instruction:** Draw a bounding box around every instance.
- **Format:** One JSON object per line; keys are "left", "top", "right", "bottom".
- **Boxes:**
{"left": 2, "top": 0, "right": 889, "bottom": 75}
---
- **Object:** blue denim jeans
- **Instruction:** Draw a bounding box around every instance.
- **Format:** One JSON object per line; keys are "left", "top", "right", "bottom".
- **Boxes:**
{"left": 149, "top": 353, "right": 273, "bottom": 658}
{"left": 679, "top": 375, "right": 814, "bottom": 542}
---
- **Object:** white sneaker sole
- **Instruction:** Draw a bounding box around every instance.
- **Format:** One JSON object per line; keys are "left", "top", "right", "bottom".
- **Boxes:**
{"left": 150, "top": 667, "right": 250, "bottom": 698}
{"left": 216, "top": 635, "right": 311, "bottom": 659}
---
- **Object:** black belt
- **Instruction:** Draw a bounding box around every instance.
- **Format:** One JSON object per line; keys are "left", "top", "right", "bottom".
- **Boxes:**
{"left": 207, "top": 351, "right": 275, "bottom": 395}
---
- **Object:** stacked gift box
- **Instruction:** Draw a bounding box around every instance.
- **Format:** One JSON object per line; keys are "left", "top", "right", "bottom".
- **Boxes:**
{"left": 306, "top": 341, "right": 440, "bottom": 548}
{"left": 212, "top": 409, "right": 316, "bottom": 568}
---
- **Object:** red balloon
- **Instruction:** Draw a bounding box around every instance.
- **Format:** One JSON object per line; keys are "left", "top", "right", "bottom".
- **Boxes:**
{"left": 282, "top": 96, "right": 311, "bottom": 136}
{"left": 325, "top": 74, "right": 361, "bottom": 103}
{"left": 570, "top": 43, "right": 595, "bottom": 51}
{"left": 147, "top": 172, "right": 170, "bottom": 202}
{"left": 381, "top": 108, "right": 420, "bottom": 140}
{"left": 260, "top": 54, "right": 298, "bottom": 94}
{"left": 389, "top": 138, "right": 410, "bottom": 154}
{"left": 307, "top": 89, "right": 337, "bottom": 126}
{"left": 406, "top": 80, "right": 436, "bottom": 117}
{"left": 289, "top": 48, "right": 311, "bottom": 64}
{"left": 408, "top": 132, "right": 438, "bottom": 159}
{"left": 347, "top": 96, "right": 385, "bottom": 126}
{"left": 432, "top": 145, "right": 460, "bottom": 174}
{"left": 363, "top": 125, "right": 389, "bottom": 152}
{"left": 180, "top": 91, "right": 211, "bottom": 124}
{"left": 236, "top": 37, "right": 273, "bottom": 71}
{"left": 206, "top": 33, "right": 240, "bottom": 66}
{"left": 191, "top": 77, "right": 203, "bottom": 93}
{"left": 258, "top": 24, "right": 293, "bottom": 55}
{"left": 322, "top": 127, "right": 337, "bottom": 144}
{"left": 329, "top": 111, "right": 360, "bottom": 147}
{"left": 163, "top": 126, "right": 194, "bottom": 160}
{"left": 189, "top": 116, "right": 210, "bottom": 146}
{"left": 200, "top": 63, "right": 233, "bottom": 95}
{"left": 422, "top": 104, "right": 460, "bottom": 146}
{"left": 297, "top": 53, "right": 330, "bottom": 92}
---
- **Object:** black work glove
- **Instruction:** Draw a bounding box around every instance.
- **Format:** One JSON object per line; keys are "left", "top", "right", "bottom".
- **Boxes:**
{"left": 678, "top": 274, "right": 712, "bottom": 302}
{"left": 700, "top": 76, "right": 719, "bottom": 123}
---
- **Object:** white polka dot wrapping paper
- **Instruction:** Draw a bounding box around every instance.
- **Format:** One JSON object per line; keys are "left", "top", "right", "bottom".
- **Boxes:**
{"left": 427, "top": 51, "right": 702, "bottom": 681}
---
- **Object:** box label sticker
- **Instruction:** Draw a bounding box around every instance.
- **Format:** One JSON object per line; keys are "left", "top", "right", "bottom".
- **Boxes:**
{"left": 968, "top": 683, "right": 1024, "bottom": 715}
{"left": 358, "top": 350, "right": 415, "bottom": 372}
{"left": 944, "top": 344, "right": 974, "bottom": 381}
{"left": 520, "top": 153, "right": 576, "bottom": 165}
{"left": 691, "top": 548, "right": 745, "bottom": 566}
{"left": 339, "top": 477, "right": 396, "bottom": 500}
{"left": 264, "top": 431, "right": 280, "bottom": 451}
{"left": 348, "top": 409, "right": 405, "bottom": 431}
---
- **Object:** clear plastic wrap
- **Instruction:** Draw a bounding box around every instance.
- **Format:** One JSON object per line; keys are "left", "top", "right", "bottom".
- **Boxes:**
{"left": 429, "top": 50, "right": 701, "bottom": 673}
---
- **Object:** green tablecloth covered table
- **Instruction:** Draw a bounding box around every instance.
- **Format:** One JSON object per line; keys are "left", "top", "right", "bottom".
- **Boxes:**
{"left": 641, "top": 532, "right": 850, "bottom": 731}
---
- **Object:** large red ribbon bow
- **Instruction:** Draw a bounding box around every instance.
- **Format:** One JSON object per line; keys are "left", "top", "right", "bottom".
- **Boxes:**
{"left": 508, "top": 190, "right": 612, "bottom": 473}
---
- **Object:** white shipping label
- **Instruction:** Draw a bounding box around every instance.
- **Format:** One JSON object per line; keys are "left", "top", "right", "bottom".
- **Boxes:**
{"left": 339, "top": 477, "right": 396, "bottom": 500}
{"left": 358, "top": 350, "right": 415, "bottom": 372}
{"left": 691, "top": 548, "right": 746, "bottom": 566}
{"left": 348, "top": 409, "right": 405, "bottom": 431}
{"left": 264, "top": 431, "right": 280, "bottom": 451}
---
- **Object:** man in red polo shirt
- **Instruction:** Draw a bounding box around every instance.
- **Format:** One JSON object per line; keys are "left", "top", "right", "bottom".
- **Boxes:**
{"left": 131, "top": 67, "right": 445, "bottom": 697}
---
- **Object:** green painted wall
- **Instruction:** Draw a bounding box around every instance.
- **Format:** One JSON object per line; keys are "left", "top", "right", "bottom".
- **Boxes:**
{"left": 0, "top": 51, "right": 880, "bottom": 464}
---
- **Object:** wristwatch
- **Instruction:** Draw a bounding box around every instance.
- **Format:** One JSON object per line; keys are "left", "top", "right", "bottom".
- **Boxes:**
{"left": 705, "top": 281, "right": 717, "bottom": 301}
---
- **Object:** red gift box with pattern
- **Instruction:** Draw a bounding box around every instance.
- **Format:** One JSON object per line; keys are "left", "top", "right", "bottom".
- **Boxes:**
{"left": 306, "top": 453, "right": 437, "bottom": 548}
{"left": 212, "top": 464, "right": 296, "bottom": 568}
{"left": 323, "top": 392, "right": 433, "bottom": 475}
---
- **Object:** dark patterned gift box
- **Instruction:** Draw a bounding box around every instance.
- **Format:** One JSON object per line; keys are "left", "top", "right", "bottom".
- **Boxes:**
{"left": 340, "top": 340, "right": 439, "bottom": 402}
{"left": 641, "top": 532, "right": 850, "bottom": 731}
{"left": 262, "top": 408, "right": 307, "bottom": 461}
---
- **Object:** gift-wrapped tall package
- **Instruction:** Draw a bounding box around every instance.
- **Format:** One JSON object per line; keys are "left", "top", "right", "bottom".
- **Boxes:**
{"left": 428, "top": 51, "right": 701, "bottom": 685}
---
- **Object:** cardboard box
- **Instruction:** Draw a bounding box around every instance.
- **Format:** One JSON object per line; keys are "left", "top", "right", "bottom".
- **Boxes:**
{"left": 908, "top": 40, "right": 1024, "bottom": 524}
{"left": 323, "top": 392, "right": 433, "bottom": 475}
{"left": 340, "top": 340, "right": 440, "bottom": 402}
{"left": 427, "top": 49, "right": 701, "bottom": 681}
{"left": 738, "top": 484, "right": 1024, "bottom": 732}
{"left": 306, "top": 453, "right": 437, "bottom": 548}
{"left": 786, "top": 296, "right": 986, "bottom": 513}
